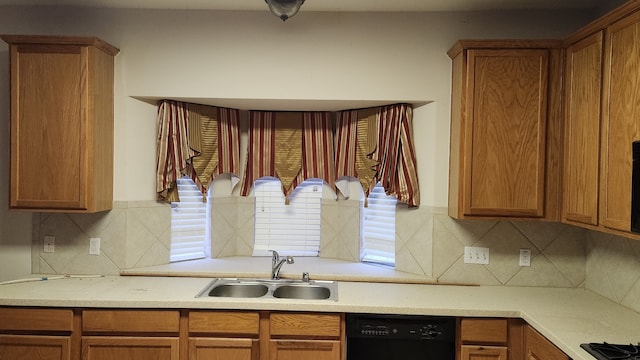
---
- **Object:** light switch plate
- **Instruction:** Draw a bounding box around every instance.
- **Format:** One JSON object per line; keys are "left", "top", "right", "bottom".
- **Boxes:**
{"left": 519, "top": 248, "right": 531, "bottom": 267}
{"left": 44, "top": 236, "right": 55, "bottom": 253}
{"left": 464, "top": 246, "right": 489, "bottom": 265}
{"left": 89, "top": 238, "right": 101, "bottom": 255}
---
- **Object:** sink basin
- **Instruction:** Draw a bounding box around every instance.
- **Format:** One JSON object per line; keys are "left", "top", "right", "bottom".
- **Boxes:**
{"left": 208, "top": 283, "right": 269, "bottom": 298}
{"left": 197, "top": 278, "right": 337, "bottom": 301}
{"left": 272, "top": 284, "right": 331, "bottom": 300}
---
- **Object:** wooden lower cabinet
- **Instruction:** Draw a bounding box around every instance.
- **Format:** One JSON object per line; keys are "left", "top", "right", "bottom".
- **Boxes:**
{"left": 270, "top": 339, "right": 341, "bottom": 360}
{"left": 189, "top": 338, "right": 259, "bottom": 360}
{"left": 0, "top": 335, "right": 71, "bottom": 360}
{"left": 524, "top": 326, "right": 569, "bottom": 360}
{"left": 459, "top": 318, "right": 509, "bottom": 360}
{"left": 81, "top": 310, "right": 181, "bottom": 360}
{"left": 0, "top": 307, "right": 76, "bottom": 360}
{"left": 188, "top": 311, "right": 260, "bottom": 360}
{"left": 82, "top": 337, "right": 179, "bottom": 360}
{"left": 268, "top": 313, "right": 343, "bottom": 360}
{"left": 461, "top": 345, "right": 507, "bottom": 360}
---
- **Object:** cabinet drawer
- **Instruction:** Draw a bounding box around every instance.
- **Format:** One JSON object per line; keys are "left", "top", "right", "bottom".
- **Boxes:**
{"left": 189, "top": 311, "right": 259, "bottom": 335}
{"left": 0, "top": 308, "right": 74, "bottom": 332}
{"left": 270, "top": 313, "right": 341, "bottom": 338}
{"left": 0, "top": 335, "right": 72, "bottom": 360}
{"left": 82, "top": 310, "right": 180, "bottom": 334}
{"left": 461, "top": 345, "right": 507, "bottom": 359}
{"left": 460, "top": 318, "right": 508, "bottom": 343}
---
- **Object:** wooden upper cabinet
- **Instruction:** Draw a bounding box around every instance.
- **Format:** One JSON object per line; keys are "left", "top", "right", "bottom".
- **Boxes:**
{"left": 448, "top": 40, "right": 562, "bottom": 219}
{"left": 1, "top": 35, "right": 119, "bottom": 213}
{"left": 601, "top": 10, "right": 640, "bottom": 233}
{"left": 562, "top": 31, "right": 604, "bottom": 226}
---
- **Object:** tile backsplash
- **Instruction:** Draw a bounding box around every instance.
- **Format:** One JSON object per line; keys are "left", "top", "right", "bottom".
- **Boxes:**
{"left": 32, "top": 199, "right": 640, "bottom": 313}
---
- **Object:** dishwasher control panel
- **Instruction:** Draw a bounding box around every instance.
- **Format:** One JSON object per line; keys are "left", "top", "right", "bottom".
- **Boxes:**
{"left": 346, "top": 313, "right": 455, "bottom": 341}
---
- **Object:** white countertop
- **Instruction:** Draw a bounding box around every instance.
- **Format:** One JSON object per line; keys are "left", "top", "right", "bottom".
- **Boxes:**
{"left": 1, "top": 260, "right": 639, "bottom": 360}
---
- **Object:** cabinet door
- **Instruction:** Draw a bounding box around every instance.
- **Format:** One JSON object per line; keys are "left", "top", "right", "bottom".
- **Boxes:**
{"left": 269, "top": 339, "right": 340, "bottom": 360}
{"left": 601, "top": 11, "right": 640, "bottom": 232}
{"left": 563, "top": 32, "right": 604, "bottom": 226}
{"left": 0, "top": 335, "right": 71, "bottom": 360}
{"left": 9, "top": 43, "right": 87, "bottom": 210}
{"left": 82, "top": 337, "right": 179, "bottom": 360}
{"left": 189, "top": 338, "right": 258, "bottom": 360}
{"left": 461, "top": 345, "right": 507, "bottom": 360}
{"left": 525, "top": 326, "right": 569, "bottom": 360}
{"left": 464, "top": 49, "right": 549, "bottom": 217}
{"left": 2, "top": 35, "right": 117, "bottom": 213}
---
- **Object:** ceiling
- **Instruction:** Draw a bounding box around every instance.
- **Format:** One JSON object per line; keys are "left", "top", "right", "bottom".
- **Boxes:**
{"left": 0, "top": 0, "right": 604, "bottom": 12}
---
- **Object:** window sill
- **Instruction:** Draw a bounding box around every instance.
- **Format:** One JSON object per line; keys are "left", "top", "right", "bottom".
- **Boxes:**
{"left": 120, "top": 256, "right": 438, "bottom": 284}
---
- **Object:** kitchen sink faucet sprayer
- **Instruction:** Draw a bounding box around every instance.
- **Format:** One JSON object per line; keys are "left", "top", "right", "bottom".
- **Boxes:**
{"left": 270, "top": 250, "right": 294, "bottom": 280}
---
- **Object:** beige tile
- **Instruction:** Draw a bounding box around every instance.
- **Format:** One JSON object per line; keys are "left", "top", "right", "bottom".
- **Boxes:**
{"left": 507, "top": 254, "right": 573, "bottom": 287}
{"left": 585, "top": 235, "right": 619, "bottom": 301}
{"left": 585, "top": 232, "right": 640, "bottom": 303}
{"left": 512, "top": 221, "right": 572, "bottom": 251}
{"left": 437, "top": 216, "right": 498, "bottom": 247}
{"left": 433, "top": 215, "right": 466, "bottom": 278}
{"left": 38, "top": 258, "right": 55, "bottom": 274}
{"left": 396, "top": 206, "right": 433, "bottom": 277}
{"left": 438, "top": 259, "right": 501, "bottom": 286}
{"left": 98, "top": 211, "right": 128, "bottom": 268}
{"left": 478, "top": 221, "right": 533, "bottom": 284}
{"left": 336, "top": 201, "right": 360, "bottom": 262}
{"left": 543, "top": 226, "right": 586, "bottom": 286}
{"left": 621, "top": 279, "right": 640, "bottom": 314}
{"left": 320, "top": 200, "right": 339, "bottom": 259}
{"left": 39, "top": 213, "right": 87, "bottom": 273}
{"left": 69, "top": 209, "right": 124, "bottom": 239}
{"left": 125, "top": 215, "right": 160, "bottom": 268}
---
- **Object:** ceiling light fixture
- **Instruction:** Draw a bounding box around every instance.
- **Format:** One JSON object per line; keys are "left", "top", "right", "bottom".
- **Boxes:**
{"left": 265, "top": 0, "right": 305, "bottom": 21}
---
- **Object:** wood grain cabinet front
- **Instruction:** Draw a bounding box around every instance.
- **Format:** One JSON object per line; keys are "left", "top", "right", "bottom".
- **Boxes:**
{"left": 0, "top": 35, "right": 118, "bottom": 213}
{"left": 188, "top": 311, "right": 260, "bottom": 360}
{"left": 560, "top": 0, "right": 640, "bottom": 240}
{"left": 447, "top": 40, "right": 562, "bottom": 220}
{"left": 562, "top": 31, "right": 604, "bottom": 227}
{"left": 459, "top": 318, "right": 509, "bottom": 360}
{"left": 268, "top": 313, "right": 343, "bottom": 360}
{"left": 0, "top": 308, "right": 76, "bottom": 360}
{"left": 524, "top": 325, "right": 569, "bottom": 360}
{"left": 81, "top": 310, "right": 180, "bottom": 360}
{"left": 601, "top": 9, "right": 640, "bottom": 234}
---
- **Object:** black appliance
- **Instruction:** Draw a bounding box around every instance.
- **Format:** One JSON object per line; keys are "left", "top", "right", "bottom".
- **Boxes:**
{"left": 581, "top": 342, "right": 640, "bottom": 360}
{"left": 346, "top": 313, "right": 455, "bottom": 359}
{"left": 632, "top": 141, "right": 640, "bottom": 233}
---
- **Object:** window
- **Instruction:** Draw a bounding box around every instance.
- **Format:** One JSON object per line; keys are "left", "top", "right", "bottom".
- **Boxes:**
{"left": 253, "top": 177, "right": 323, "bottom": 257}
{"left": 170, "top": 177, "right": 209, "bottom": 262}
{"left": 361, "top": 183, "right": 397, "bottom": 267}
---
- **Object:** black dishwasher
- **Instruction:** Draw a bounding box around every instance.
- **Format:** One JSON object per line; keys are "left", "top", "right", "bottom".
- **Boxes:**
{"left": 346, "top": 313, "right": 456, "bottom": 359}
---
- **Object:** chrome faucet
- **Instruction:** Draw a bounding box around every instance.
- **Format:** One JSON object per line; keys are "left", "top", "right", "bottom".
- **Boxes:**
{"left": 270, "top": 250, "right": 294, "bottom": 280}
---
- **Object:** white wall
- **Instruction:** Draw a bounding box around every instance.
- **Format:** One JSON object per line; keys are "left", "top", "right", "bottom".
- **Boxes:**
{"left": 0, "top": 5, "right": 594, "bottom": 280}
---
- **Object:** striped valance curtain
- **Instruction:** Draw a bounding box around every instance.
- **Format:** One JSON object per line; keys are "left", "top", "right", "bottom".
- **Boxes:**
{"left": 335, "top": 103, "right": 420, "bottom": 207}
{"left": 156, "top": 101, "right": 418, "bottom": 206}
{"left": 240, "top": 111, "right": 335, "bottom": 202}
{"left": 156, "top": 100, "right": 240, "bottom": 202}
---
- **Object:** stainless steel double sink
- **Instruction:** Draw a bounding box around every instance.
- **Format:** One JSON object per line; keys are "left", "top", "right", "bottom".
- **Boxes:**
{"left": 196, "top": 278, "right": 338, "bottom": 301}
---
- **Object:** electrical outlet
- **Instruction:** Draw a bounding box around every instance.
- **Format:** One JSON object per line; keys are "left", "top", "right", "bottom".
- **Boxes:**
{"left": 519, "top": 248, "right": 531, "bottom": 267}
{"left": 44, "top": 236, "right": 55, "bottom": 253}
{"left": 89, "top": 238, "right": 101, "bottom": 255}
{"left": 464, "top": 246, "right": 490, "bottom": 265}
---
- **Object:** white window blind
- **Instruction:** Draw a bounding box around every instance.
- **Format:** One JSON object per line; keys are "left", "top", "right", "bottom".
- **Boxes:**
{"left": 170, "top": 177, "right": 209, "bottom": 262}
{"left": 253, "top": 177, "right": 322, "bottom": 257}
{"left": 361, "top": 183, "right": 397, "bottom": 266}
